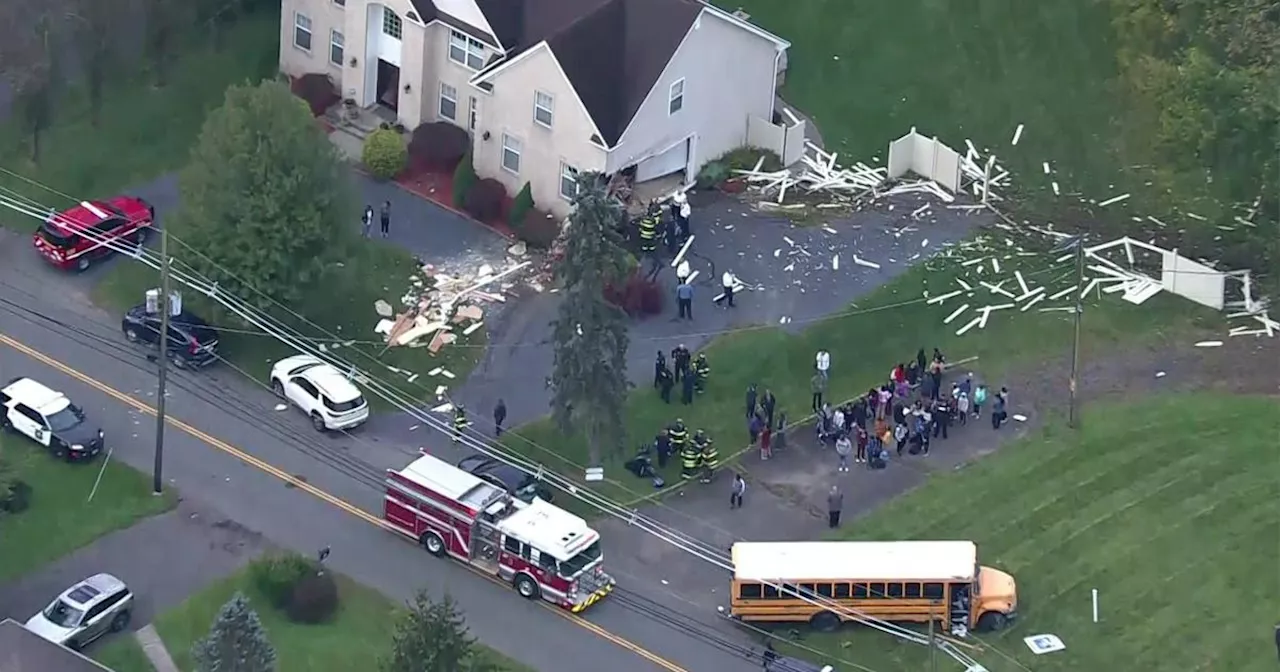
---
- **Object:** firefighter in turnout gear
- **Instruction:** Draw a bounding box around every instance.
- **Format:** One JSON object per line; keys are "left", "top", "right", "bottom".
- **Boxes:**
{"left": 637, "top": 203, "right": 659, "bottom": 254}
{"left": 668, "top": 419, "right": 688, "bottom": 461}
{"left": 452, "top": 405, "right": 470, "bottom": 442}
{"left": 680, "top": 432, "right": 702, "bottom": 480}
{"left": 693, "top": 353, "right": 710, "bottom": 393}
{"left": 696, "top": 430, "right": 718, "bottom": 483}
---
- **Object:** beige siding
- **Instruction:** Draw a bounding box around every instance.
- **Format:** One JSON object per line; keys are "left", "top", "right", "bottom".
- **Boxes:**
{"left": 474, "top": 46, "right": 607, "bottom": 218}
{"left": 279, "top": 0, "right": 347, "bottom": 81}
{"left": 606, "top": 10, "right": 779, "bottom": 178}
{"left": 424, "top": 23, "right": 489, "bottom": 129}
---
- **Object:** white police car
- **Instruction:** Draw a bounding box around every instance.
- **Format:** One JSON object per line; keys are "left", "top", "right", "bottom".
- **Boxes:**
{"left": 1, "top": 377, "right": 104, "bottom": 461}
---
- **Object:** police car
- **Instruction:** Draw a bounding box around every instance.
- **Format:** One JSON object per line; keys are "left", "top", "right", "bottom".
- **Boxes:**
{"left": 1, "top": 377, "right": 104, "bottom": 461}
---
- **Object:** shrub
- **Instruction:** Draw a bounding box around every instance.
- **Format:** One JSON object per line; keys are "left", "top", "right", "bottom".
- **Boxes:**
{"left": 514, "top": 209, "right": 562, "bottom": 249}
{"left": 284, "top": 570, "right": 339, "bottom": 624}
{"left": 1, "top": 480, "right": 31, "bottom": 514}
{"left": 362, "top": 128, "right": 408, "bottom": 181}
{"left": 452, "top": 151, "right": 476, "bottom": 207}
{"left": 249, "top": 553, "right": 315, "bottom": 610}
{"left": 604, "top": 272, "right": 664, "bottom": 317}
{"left": 464, "top": 178, "right": 507, "bottom": 222}
{"left": 290, "top": 74, "right": 339, "bottom": 117}
{"left": 695, "top": 161, "right": 730, "bottom": 189}
{"left": 407, "top": 122, "right": 470, "bottom": 173}
{"left": 509, "top": 182, "right": 534, "bottom": 229}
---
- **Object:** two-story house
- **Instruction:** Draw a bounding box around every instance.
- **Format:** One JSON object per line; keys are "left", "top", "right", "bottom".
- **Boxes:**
{"left": 278, "top": 0, "right": 789, "bottom": 216}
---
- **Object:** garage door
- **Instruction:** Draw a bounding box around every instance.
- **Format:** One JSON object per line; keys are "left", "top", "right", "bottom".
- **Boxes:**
{"left": 634, "top": 137, "right": 690, "bottom": 182}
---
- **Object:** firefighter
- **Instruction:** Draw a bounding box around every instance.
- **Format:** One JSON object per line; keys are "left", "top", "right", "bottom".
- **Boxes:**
{"left": 638, "top": 209, "right": 658, "bottom": 255}
{"left": 657, "top": 365, "right": 674, "bottom": 404}
{"left": 452, "top": 405, "right": 470, "bottom": 442}
{"left": 693, "top": 353, "right": 710, "bottom": 393}
{"left": 668, "top": 419, "right": 688, "bottom": 464}
{"left": 681, "top": 432, "right": 702, "bottom": 480}
{"left": 697, "top": 430, "right": 718, "bottom": 484}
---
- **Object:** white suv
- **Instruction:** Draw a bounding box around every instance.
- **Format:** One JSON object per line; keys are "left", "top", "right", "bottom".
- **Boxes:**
{"left": 269, "top": 355, "right": 369, "bottom": 432}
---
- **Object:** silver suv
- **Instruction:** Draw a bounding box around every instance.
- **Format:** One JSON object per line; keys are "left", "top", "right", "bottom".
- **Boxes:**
{"left": 24, "top": 573, "right": 133, "bottom": 650}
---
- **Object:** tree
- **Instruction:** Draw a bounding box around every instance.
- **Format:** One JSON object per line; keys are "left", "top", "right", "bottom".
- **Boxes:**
{"left": 548, "top": 172, "right": 631, "bottom": 465}
{"left": 191, "top": 592, "right": 277, "bottom": 672}
{"left": 0, "top": 0, "right": 64, "bottom": 162}
{"left": 68, "top": 0, "right": 125, "bottom": 126}
{"left": 174, "top": 80, "right": 353, "bottom": 309}
{"left": 381, "top": 590, "right": 496, "bottom": 672}
{"left": 142, "top": 0, "right": 190, "bottom": 87}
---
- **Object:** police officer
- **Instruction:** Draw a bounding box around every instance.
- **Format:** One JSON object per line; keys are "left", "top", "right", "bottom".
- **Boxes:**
{"left": 693, "top": 353, "right": 710, "bottom": 393}
{"left": 663, "top": 213, "right": 678, "bottom": 254}
{"left": 654, "top": 430, "right": 673, "bottom": 469}
{"left": 653, "top": 350, "right": 667, "bottom": 388}
{"left": 657, "top": 364, "right": 674, "bottom": 404}
{"left": 638, "top": 204, "right": 658, "bottom": 254}
{"left": 671, "top": 344, "right": 691, "bottom": 382}
{"left": 668, "top": 419, "right": 688, "bottom": 466}
{"left": 697, "top": 430, "right": 718, "bottom": 483}
{"left": 681, "top": 368, "right": 695, "bottom": 405}
{"left": 681, "top": 432, "right": 702, "bottom": 480}
{"left": 452, "top": 405, "right": 470, "bottom": 442}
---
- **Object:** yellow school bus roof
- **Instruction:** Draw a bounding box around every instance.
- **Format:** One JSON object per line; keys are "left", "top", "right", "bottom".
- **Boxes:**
{"left": 731, "top": 541, "right": 978, "bottom": 583}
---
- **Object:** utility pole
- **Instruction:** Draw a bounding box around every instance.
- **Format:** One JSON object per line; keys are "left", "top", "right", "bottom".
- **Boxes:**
{"left": 1067, "top": 235, "right": 1086, "bottom": 429}
{"left": 153, "top": 228, "right": 170, "bottom": 495}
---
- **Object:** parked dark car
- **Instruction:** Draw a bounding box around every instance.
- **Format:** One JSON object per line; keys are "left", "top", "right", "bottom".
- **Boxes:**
{"left": 121, "top": 304, "right": 220, "bottom": 369}
{"left": 456, "top": 455, "right": 554, "bottom": 503}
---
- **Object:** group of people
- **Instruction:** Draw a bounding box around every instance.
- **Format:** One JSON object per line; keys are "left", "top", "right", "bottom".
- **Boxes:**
{"left": 634, "top": 192, "right": 693, "bottom": 256}
{"left": 634, "top": 419, "right": 720, "bottom": 483}
{"left": 745, "top": 383, "right": 787, "bottom": 460}
{"left": 653, "top": 345, "right": 710, "bottom": 405}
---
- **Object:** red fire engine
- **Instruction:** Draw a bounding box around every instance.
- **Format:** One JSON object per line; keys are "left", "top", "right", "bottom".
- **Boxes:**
{"left": 384, "top": 452, "right": 615, "bottom": 612}
{"left": 33, "top": 197, "right": 154, "bottom": 272}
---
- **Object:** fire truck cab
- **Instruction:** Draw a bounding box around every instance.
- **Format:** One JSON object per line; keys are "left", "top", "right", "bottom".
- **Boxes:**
{"left": 384, "top": 452, "right": 615, "bottom": 612}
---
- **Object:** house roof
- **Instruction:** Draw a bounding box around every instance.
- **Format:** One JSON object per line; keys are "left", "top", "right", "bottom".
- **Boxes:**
{"left": 0, "top": 619, "right": 114, "bottom": 672}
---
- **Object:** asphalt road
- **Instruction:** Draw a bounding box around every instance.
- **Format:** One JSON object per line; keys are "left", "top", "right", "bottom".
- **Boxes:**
{"left": 0, "top": 234, "right": 767, "bottom": 670}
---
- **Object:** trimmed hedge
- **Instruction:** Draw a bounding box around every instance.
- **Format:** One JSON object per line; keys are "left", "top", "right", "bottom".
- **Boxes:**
{"left": 452, "top": 151, "right": 477, "bottom": 207}
{"left": 248, "top": 553, "right": 315, "bottom": 610}
{"left": 291, "top": 74, "right": 339, "bottom": 117}
{"left": 361, "top": 128, "right": 408, "bottom": 180}
{"left": 284, "top": 571, "right": 339, "bottom": 624}
{"left": 464, "top": 178, "right": 507, "bottom": 222}
{"left": 408, "top": 122, "right": 470, "bottom": 173}
{"left": 509, "top": 182, "right": 534, "bottom": 229}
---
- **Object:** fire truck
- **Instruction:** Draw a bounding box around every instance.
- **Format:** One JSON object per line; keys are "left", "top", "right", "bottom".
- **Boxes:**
{"left": 383, "top": 452, "right": 615, "bottom": 612}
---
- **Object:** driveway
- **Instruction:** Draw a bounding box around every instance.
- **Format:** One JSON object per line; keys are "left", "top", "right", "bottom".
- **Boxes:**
{"left": 0, "top": 500, "right": 265, "bottom": 650}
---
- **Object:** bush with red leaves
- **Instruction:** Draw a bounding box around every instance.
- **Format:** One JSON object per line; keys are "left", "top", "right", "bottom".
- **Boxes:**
{"left": 291, "top": 74, "right": 339, "bottom": 117}
{"left": 407, "top": 122, "right": 470, "bottom": 172}
{"left": 604, "top": 273, "right": 665, "bottom": 318}
{"left": 464, "top": 178, "right": 508, "bottom": 222}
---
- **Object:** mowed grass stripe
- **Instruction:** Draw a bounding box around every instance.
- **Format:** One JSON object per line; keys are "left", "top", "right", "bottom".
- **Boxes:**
{"left": 809, "top": 393, "right": 1278, "bottom": 672}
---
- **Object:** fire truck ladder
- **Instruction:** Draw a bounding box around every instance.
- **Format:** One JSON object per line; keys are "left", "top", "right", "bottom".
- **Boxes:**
{"left": 0, "top": 190, "right": 1002, "bottom": 672}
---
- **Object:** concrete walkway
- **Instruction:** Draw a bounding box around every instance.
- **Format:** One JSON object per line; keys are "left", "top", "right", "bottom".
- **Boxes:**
{"left": 134, "top": 624, "right": 180, "bottom": 672}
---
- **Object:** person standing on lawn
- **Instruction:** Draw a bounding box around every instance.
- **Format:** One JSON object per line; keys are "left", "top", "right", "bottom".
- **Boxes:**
{"left": 761, "top": 388, "right": 777, "bottom": 429}
{"left": 745, "top": 383, "right": 758, "bottom": 419}
{"left": 681, "top": 368, "right": 695, "bottom": 405}
{"left": 827, "top": 486, "right": 844, "bottom": 528}
{"left": 657, "top": 365, "right": 674, "bottom": 404}
{"left": 810, "top": 372, "right": 827, "bottom": 413}
{"left": 749, "top": 412, "right": 764, "bottom": 445}
{"left": 361, "top": 205, "right": 374, "bottom": 238}
{"left": 835, "top": 432, "right": 852, "bottom": 472}
{"left": 774, "top": 413, "right": 788, "bottom": 454}
{"left": 671, "top": 344, "right": 691, "bottom": 382}
{"left": 973, "top": 383, "right": 988, "bottom": 419}
{"left": 815, "top": 349, "right": 831, "bottom": 380}
{"left": 653, "top": 350, "right": 667, "bottom": 388}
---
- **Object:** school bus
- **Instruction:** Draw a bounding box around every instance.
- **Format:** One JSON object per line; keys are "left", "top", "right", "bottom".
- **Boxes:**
{"left": 729, "top": 541, "right": 1017, "bottom": 634}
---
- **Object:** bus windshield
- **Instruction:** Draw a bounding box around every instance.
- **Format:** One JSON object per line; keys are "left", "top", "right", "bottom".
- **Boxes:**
{"left": 558, "top": 541, "right": 602, "bottom": 577}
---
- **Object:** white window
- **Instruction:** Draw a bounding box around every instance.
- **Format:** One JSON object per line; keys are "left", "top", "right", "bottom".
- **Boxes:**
{"left": 439, "top": 83, "right": 458, "bottom": 121}
{"left": 668, "top": 78, "right": 684, "bottom": 115}
{"left": 383, "top": 9, "right": 402, "bottom": 39}
{"left": 293, "top": 13, "right": 312, "bottom": 52}
{"left": 448, "top": 30, "right": 486, "bottom": 70}
{"left": 332, "top": 0, "right": 345, "bottom": 6}
{"left": 329, "top": 30, "right": 344, "bottom": 66}
{"left": 559, "top": 163, "right": 579, "bottom": 201}
{"left": 533, "top": 91, "right": 554, "bottom": 128}
{"left": 501, "top": 134, "right": 522, "bottom": 174}
{"left": 468, "top": 96, "right": 478, "bottom": 132}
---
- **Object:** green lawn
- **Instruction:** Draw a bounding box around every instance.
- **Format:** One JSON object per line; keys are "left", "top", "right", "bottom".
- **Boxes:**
{"left": 95, "top": 566, "right": 534, "bottom": 672}
{"left": 788, "top": 394, "right": 1280, "bottom": 672}
{"left": 508, "top": 254, "right": 1217, "bottom": 511}
{"left": 92, "top": 636, "right": 154, "bottom": 672}
{"left": 0, "top": 14, "right": 280, "bottom": 232}
{"left": 0, "top": 437, "right": 176, "bottom": 582}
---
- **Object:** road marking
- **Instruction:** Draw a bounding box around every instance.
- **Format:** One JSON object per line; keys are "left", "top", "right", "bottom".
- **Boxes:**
{"left": 0, "top": 332, "right": 686, "bottom": 672}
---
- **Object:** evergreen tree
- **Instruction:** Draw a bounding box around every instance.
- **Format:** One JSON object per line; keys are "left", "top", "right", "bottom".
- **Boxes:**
{"left": 382, "top": 591, "right": 496, "bottom": 672}
{"left": 173, "top": 80, "right": 353, "bottom": 310}
{"left": 192, "top": 592, "right": 277, "bottom": 672}
{"left": 548, "top": 172, "right": 631, "bottom": 464}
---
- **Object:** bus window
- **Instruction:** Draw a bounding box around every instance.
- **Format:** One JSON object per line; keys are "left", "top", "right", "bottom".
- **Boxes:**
{"left": 887, "top": 583, "right": 904, "bottom": 598}
{"left": 834, "top": 583, "right": 851, "bottom": 599}
{"left": 904, "top": 583, "right": 921, "bottom": 598}
{"left": 869, "top": 583, "right": 886, "bottom": 599}
{"left": 739, "top": 583, "right": 763, "bottom": 599}
{"left": 800, "top": 583, "right": 817, "bottom": 598}
{"left": 763, "top": 585, "right": 779, "bottom": 599}
{"left": 924, "top": 583, "right": 944, "bottom": 599}
{"left": 853, "top": 583, "right": 869, "bottom": 598}
{"left": 816, "top": 583, "right": 834, "bottom": 598}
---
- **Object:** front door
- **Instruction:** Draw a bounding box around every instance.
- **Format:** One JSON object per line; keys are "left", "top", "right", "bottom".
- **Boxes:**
{"left": 376, "top": 59, "right": 399, "bottom": 111}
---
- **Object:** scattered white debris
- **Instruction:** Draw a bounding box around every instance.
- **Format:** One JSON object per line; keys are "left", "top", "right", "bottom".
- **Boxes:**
{"left": 1012, "top": 414, "right": 1028, "bottom": 422}
{"left": 1194, "top": 341, "right": 1224, "bottom": 348}
{"left": 1097, "top": 193, "right": 1130, "bottom": 207}
{"left": 431, "top": 403, "right": 454, "bottom": 413}
{"left": 1011, "top": 124, "right": 1025, "bottom": 146}
{"left": 944, "top": 304, "right": 970, "bottom": 324}
{"left": 852, "top": 255, "right": 881, "bottom": 270}
{"left": 927, "top": 290, "right": 963, "bottom": 305}
{"left": 955, "top": 317, "right": 982, "bottom": 336}
{"left": 440, "top": 370, "right": 457, "bottom": 379}
{"left": 274, "top": 404, "right": 288, "bottom": 412}
{"left": 1155, "top": 371, "right": 1167, "bottom": 378}
{"left": 832, "top": 254, "right": 840, "bottom": 271}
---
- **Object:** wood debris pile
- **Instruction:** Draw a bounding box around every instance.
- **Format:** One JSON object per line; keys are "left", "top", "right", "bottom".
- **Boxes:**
{"left": 958, "top": 139, "right": 1012, "bottom": 203}
{"left": 733, "top": 142, "right": 886, "bottom": 206}
{"left": 375, "top": 260, "right": 531, "bottom": 353}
